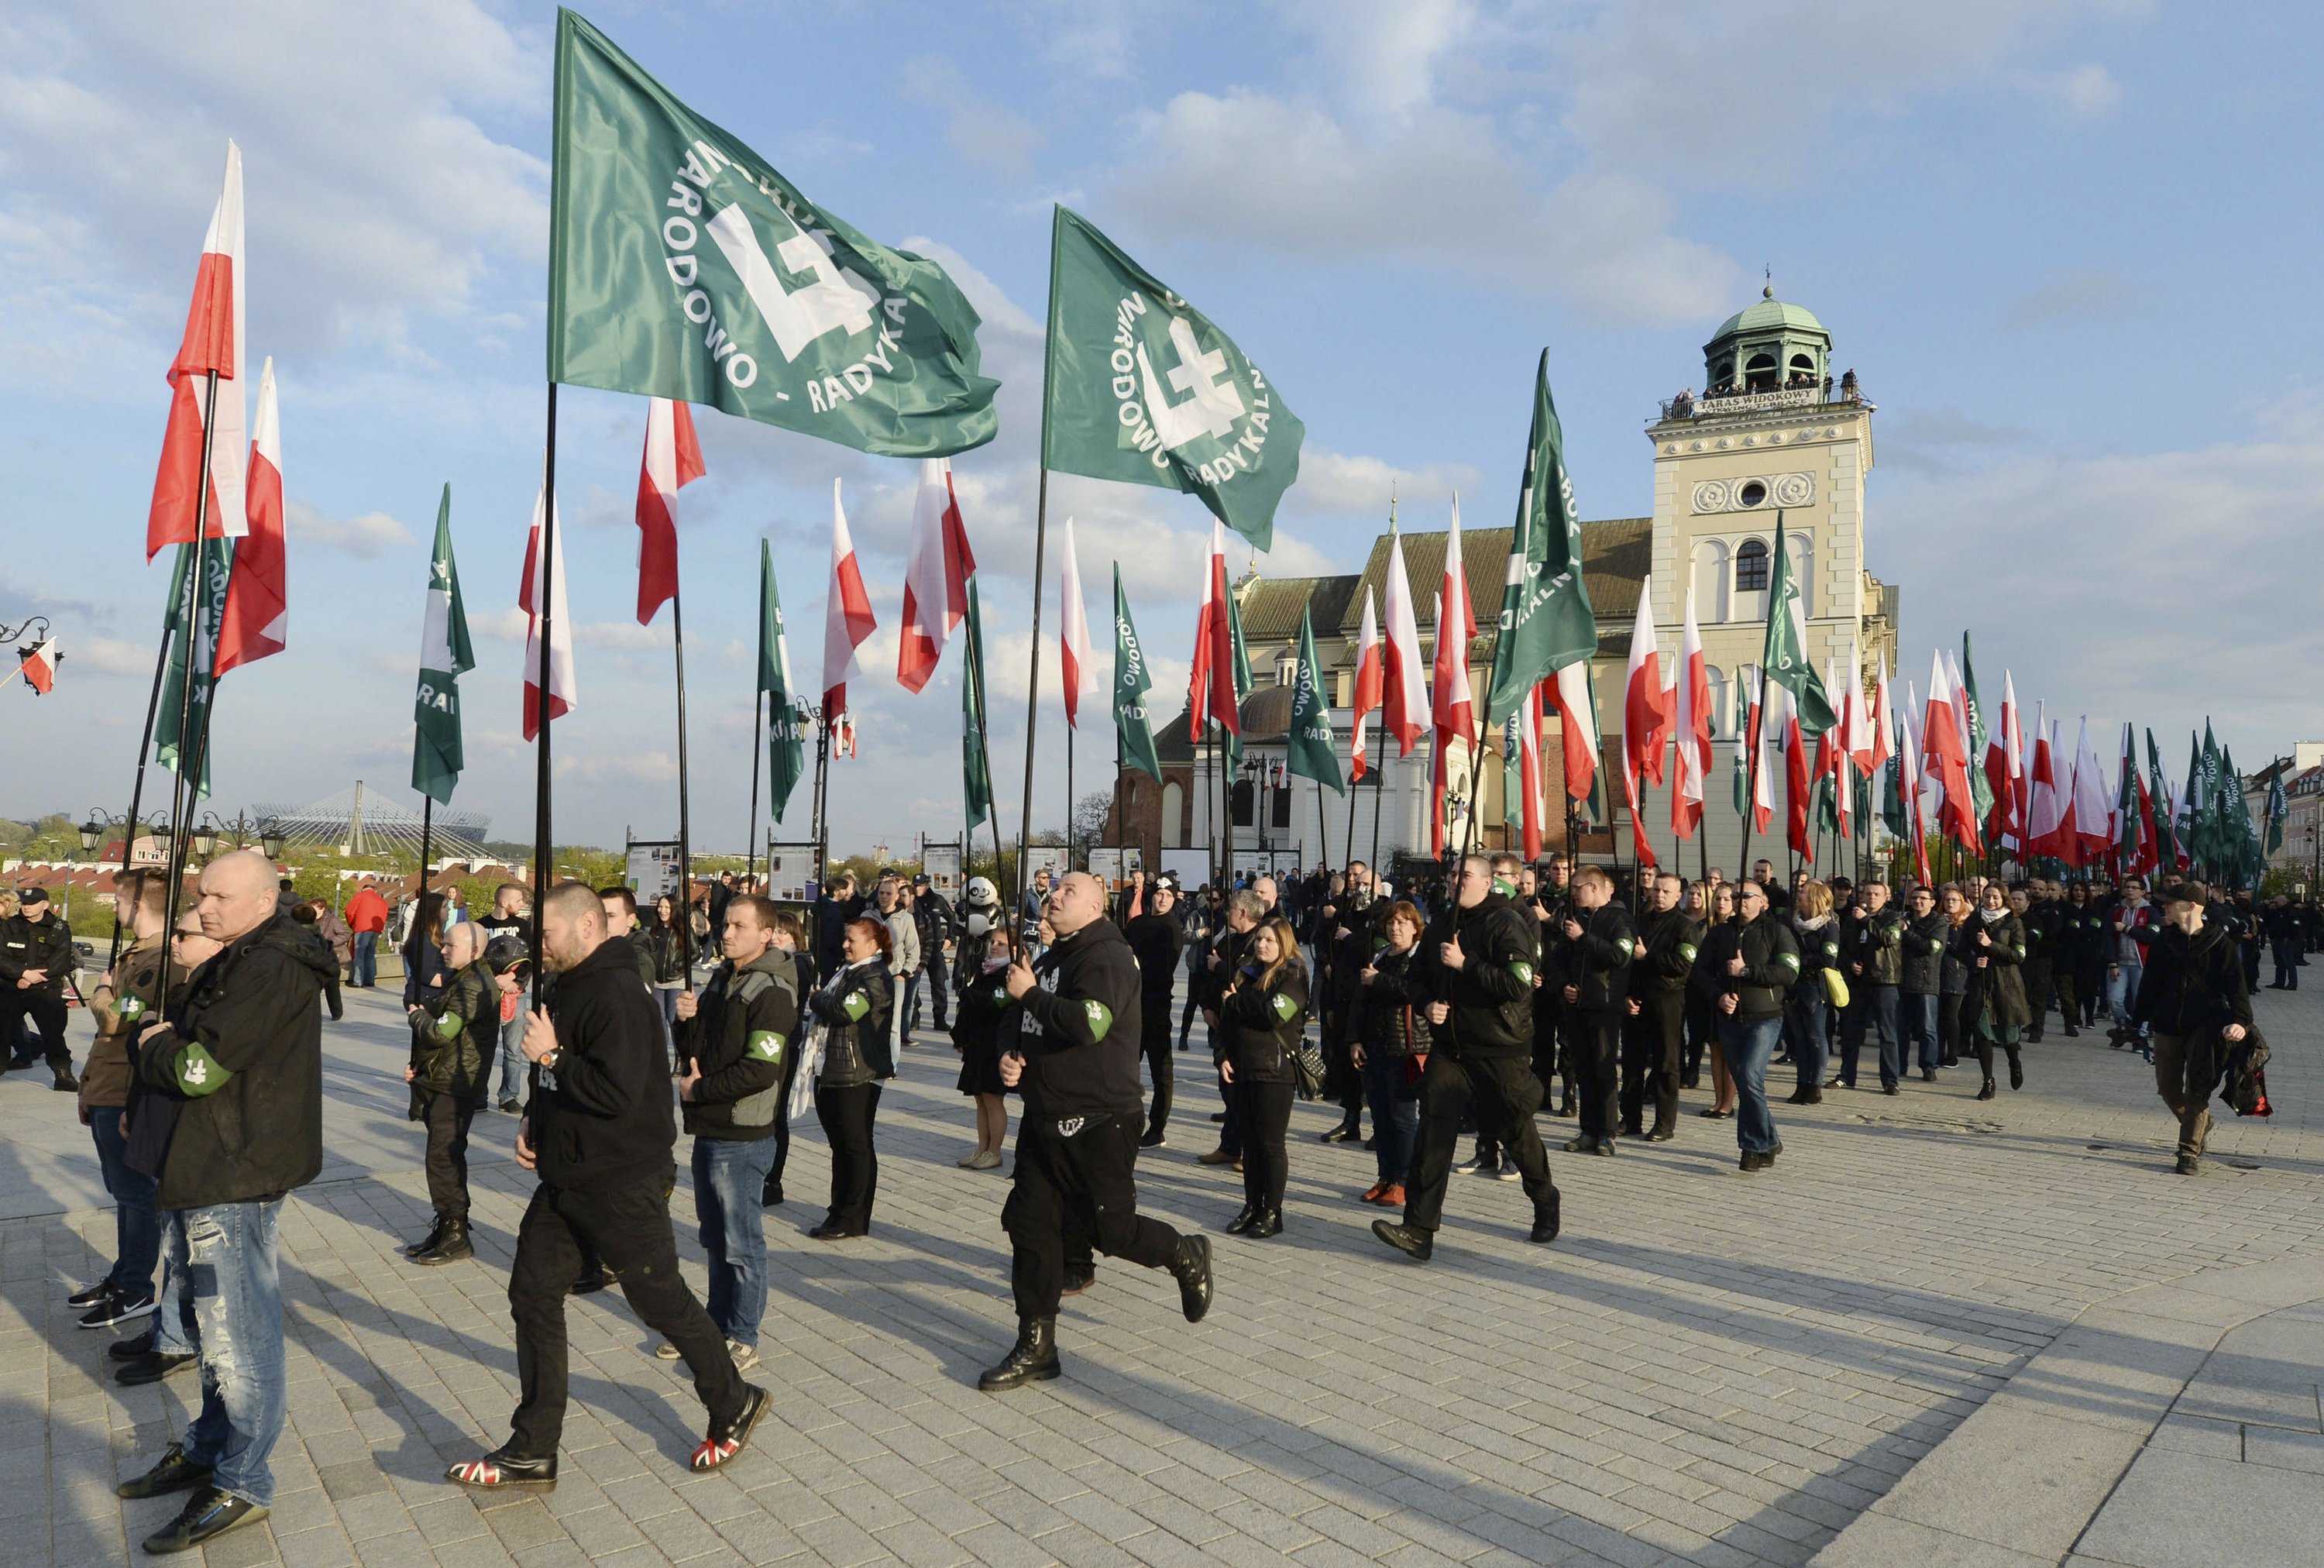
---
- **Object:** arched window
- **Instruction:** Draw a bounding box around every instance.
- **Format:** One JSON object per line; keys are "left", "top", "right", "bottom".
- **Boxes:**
{"left": 1703, "top": 666, "right": 1728, "bottom": 739}
{"left": 1745, "top": 352, "right": 1777, "bottom": 391}
{"left": 1734, "top": 538, "right": 1769, "bottom": 592}
{"left": 1693, "top": 538, "right": 1731, "bottom": 624}
{"left": 1161, "top": 781, "right": 1184, "bottom": 848}
{"left": 1789, "top": 534, "right": 1814, "bottom": 617}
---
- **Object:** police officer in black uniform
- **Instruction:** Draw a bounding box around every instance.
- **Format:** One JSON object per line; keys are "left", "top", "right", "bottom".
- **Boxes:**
{"left": 1373, "top": 854, "right": 1558, "bottom": 1262}
{"left": 1, "top": 887, "right": 78, "bottom": 1088}
{"left": 980, "top": 872, "right": 1213, "bottom": 1392}
{"left": 1555, "top": 865, "right": 1635, "bottom": 1155}
{"left": 1622, "top": 872, "right": 1700, "bottom": 1140}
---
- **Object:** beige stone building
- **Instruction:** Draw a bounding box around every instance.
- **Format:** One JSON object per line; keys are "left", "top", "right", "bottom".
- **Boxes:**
{"left": 1109, "top": 289, "right": 1899, "bottom": 882}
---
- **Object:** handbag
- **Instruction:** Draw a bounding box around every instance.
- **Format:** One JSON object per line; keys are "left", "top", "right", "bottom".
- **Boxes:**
{"left": 1290, "top": 1033, "right": 1326, "bottom": 1101}
{"left": 1821, "top": 967, "right": 1851, "bottom": 1010}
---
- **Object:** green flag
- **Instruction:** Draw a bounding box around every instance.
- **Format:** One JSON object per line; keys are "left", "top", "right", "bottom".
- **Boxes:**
{"left": 1111, "top": 566, "right": 1162, "bottom": 784}
{"left": 1761, "top": 513, "right": 1838, "bottom": 734}
{"left": 1483, "top": 349, "right": 1597, "bottom": 726}
{"left": 1222, "top": 580, "right": 1253, "bottom": 771}
{"left": 1040, "top": 206, "right": 1304, "bottom": 549}
{"left": 411, "top": 486, "right": 474, "bottom": 805}
{"left": 2199, "top": 722, "right": 2223, "bottom": 873}
{"left": 961, "top": 577, "right": 994, "bottom": 832}
{"left": 1286, "top": 606, "right": 1342, "bottom": 795}
{"left": 2185, "top": 731, "right": 2206, "bottom": 872}
{"left": 1882, "top": 755, "right": 1908, "bottom": 841}
{"left": 548, "top": 10, "right": 996, "bottom": 457}
{"left": 2147, "top": 730, "right": 2176, "bottom": 868}
{"left": 1960, "top": 632, "right": 1993, "bottom": 822}
{"left": 156, "top": 540, "right": 230, "bottom": 798}
{"left": 2266, "top": 766, "right": 2288, "bottom": 858}
{"left": 758, "top": 540, "right": 806, "bottom": 824}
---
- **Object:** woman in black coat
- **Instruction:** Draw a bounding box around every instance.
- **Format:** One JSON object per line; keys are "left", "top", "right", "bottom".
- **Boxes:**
{"left": 1219, "top": 916, "right": 1308, "bottom": 1239}
{"left": 950, "top": 926, "right": 1014, "bottom": 1171}
{"left": 1349, "top": 900, "right": 1430, "bottom": 1204}
{"left": 1958, "top": 884, "right": 2033, "bottom": 1099}
{"left": 806, "top": 917, "right": 896, "bottom": 1239}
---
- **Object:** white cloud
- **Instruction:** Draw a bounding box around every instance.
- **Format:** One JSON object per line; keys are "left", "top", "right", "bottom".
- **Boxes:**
{"left": 2044, "top": 61, "right": 2123, "bottom": 119}
{"left": 1284, "top": 449, "right": 1482, "bottom": 518}
{"left": 284, "top": 500, "right": 415, "bottom": 558}
{"left": 2003, "top": 267, "right": 2137, "bottom": 329}
{"left": 66, "top": 635, "right": 153, "bottom": 677}
{"left": 899, "top": 57, "right": 1046, "bottom": 177}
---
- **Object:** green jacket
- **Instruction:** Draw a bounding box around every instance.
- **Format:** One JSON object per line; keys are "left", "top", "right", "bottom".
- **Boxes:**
{"left": 411, "top": 959, "right": 497, "bottom": 1113}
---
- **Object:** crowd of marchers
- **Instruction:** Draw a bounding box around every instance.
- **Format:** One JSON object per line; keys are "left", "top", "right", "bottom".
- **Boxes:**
{"left": 15, "top": 844, "right": 2295, "bottom": 1554}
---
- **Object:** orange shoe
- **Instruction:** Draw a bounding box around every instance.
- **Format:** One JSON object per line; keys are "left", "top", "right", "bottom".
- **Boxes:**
{"left": 1359, "top": 1182, "right": 1386, "bottom": 1204}
{"left": 1377, "top": 1184, "right": 1405, "bottom": 1206}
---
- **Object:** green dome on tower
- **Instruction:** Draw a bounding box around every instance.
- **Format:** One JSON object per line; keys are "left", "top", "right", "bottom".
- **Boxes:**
{"left": 1710, "top": 295, "right": 1827, "bottom": 341}
{"left": 1703, "top": 283, "right": 1832, "bottom": 395}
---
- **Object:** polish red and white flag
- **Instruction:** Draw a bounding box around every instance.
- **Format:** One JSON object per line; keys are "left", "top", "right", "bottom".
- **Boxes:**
{"left": 1671, "top": 583, "right": 1710, "bottom": 841}
{"left": 519, "top": 483, "right": 576, "bottom": 741}
{"left": 1380, "top": 530, "right": 1428, "bottom": 756}
{"left": 821, "top": 480, "right": 876, "bottom": 718}
{"left": 149, "top": 143, "right": 249, "bottom": 559}
{"left": 1349, "top": 587, "right": 1382, "bottom": 782}
{"left": 15, "top": 639, "right": 58, "bottom": 695}
{"left": 1058, "top": 516, "right": 1094, "bottom": 727}
{"left": 1188, "top": 520, "right": 1237, "bottom": 737}
{"left": 634, "top": 397, "right": 704, "bottom": 625}
{"left": 897, "top": 458, "right": 975, "bottom": 692}
{"left": 215, "top": 356, "right": 286, "bottom": 676}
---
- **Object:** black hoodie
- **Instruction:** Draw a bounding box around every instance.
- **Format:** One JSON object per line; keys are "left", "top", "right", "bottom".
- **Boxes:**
{"left": 531, "top": 934, "right": 676, "bottom": 1193}
{"left": 1007, "top": 916, "right": 1145, "bottom": 1123}
{"left": 135, "top": 914, "right": 335, "bottom": 1211}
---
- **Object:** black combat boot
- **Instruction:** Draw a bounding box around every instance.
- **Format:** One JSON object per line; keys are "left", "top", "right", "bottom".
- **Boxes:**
{"left": 977, "top": 1317, "right": 1061, "bottom": 1391}
{"left": 402, "top": 1215, "right": 445, "bottom": 1257}
{"left": 1168, "top": 1236, "right": 1213, "bottom": 1322}
{"left": 412, "top": 1217, "right": 472, "bottom": 1266}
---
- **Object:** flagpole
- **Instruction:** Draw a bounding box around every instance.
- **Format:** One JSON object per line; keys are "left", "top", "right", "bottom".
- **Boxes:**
{"left": 1066, "top": 717, "right": 1076, "bottom": 872}
{"left": 811, "top": 710, "right": 830, "bottom": 889}
{"left": 419, "top": 797, "right": 434, "bottom": 899}
{"left": 745, "top": 688, "right": 763, "bottom": 889}
{"left": 529, "top": 381, "right": 559, "bottom": 983}
{"left": 108, "top": 579, "right": 185, "bottom": 971}
{"left": 963, "top": 602, "right": 1009, "bottom": 922}
{"left": 670, "top": 576, "right": 696, "bottom": 993}
{"left": 1341, "top": 711, "right": 1362, "bottom": 874}
{"left": 1367, "top": 731, "right": 1385, "bottom": 881}
{"left": 1014, "top": 463, "right": 1050, "bottom": 926}
{"left": 155, "top": 368, "right": 223, "bottom": 998}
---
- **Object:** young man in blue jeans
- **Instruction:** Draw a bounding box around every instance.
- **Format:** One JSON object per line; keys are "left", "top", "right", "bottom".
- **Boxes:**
{"left": 667, "top": 895, "right": 798, "bottom": 1369}
{"left": 115, "top": 851, "right": 336, "bottom": 1553}
{"left": 1702, "top": 880, "right": 1802, "bottom": 1172}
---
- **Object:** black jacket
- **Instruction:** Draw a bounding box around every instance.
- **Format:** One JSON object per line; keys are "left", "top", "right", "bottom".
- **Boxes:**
{"left": 1956, "top": 912, "right": 2030, "bottom": 1029}
{"left": 681, "top": 947, "right": 800, "bottom": 1140}
{"left": 1123, "top": 911, "right": 1184, "bottom": 1016}
{"left": 2134, "top": 923, "right": 2254, "bottom": 1035}
{"left": 1556, "top": 902, "right": 1636, "bottom": 1012}
{"left": 0, "top": 911, "right": 74, "bottom": 997}
{"left": 1629, "top": 907, "right": 1703, "bottom": 999}
{"left": 410, "top": 958, "right": 497, "bottom": 1111}
{"left": 1900, "top": 913, "right": 1950, "bottom": 995}
{"left": 1423, "top": 892, "right": 1538, "bottom": 1057}
{"left": 134, "top": 915, "right": 335, "bottom": 1210}
{"left": 1223, "top": 965, "right": 1308, "bottom": 1084}
{"left": 810, "top": 960, "right": 894, "bottom": 1088}
{"left": 1353, "top": 944, "right": 1432, "bottom": 1057}
{"left": 530, "top": 934, "right": 676, "bottom": 1195}
{"left": 1697, "top": 913, "right": 1800, "bottom": 1023}
{"left": 1005, "top": 916, "right": 1146, "bottom": 1123}
{"left": 1845, "top": 906, "right": 1906, "bottom": 988}
{"left": 912, "top": 891, "right": 957, "bottom": 965}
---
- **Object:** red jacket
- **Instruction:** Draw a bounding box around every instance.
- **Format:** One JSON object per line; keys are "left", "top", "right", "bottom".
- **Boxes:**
{"left": 345, "top": 889, "right": 389, "bottom": 934}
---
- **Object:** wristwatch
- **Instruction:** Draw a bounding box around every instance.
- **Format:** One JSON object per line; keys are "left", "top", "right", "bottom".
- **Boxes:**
{"left": 538, "top": 1047, "right": 561, "bottom": 1071}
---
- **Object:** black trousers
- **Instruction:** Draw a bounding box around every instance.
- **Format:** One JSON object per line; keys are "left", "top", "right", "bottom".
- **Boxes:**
{"left": 814, "top": 1082, "right": 882, "bottom": 1231}
{"left": 764, "top": 1039, "right": 804, "bottom": 1191}
{"left": 1620, "top": 992, "right": 1683, "bottom": 1135}
{"left": 920, "top": 954, "right": 951, "bottom": 1030}
{"left": 1140, "top": 1002, "right": 1175, "bottom": 1136}
{"left": 1236, "top": 1079, "right": 1295, "bottom": 1213}
{"left": 1682, "top": 998, "right": 1714, "bottom": 1085}
{"left": 0, "top": 993, "right": 70, "bottom": 1069}
{"left": 1566, "top": 1006, "right": 1621, "bottom": 1140}
{"left": 1404, "top": 1053, "right": 1556, "bottom": 1234}
{"left": 1003, "top": 1114, "right": 1184, "bottom": 1322}
{"left": 421, "top": 1095, "right": 478, "bottom": 1219}
{"left": 507, "top": 1181, "right": 743, "bottom": 1456}
{"left": 1938, "top": 992, "right": 1963, "bottom": 1064}
{"left": 2021, "top": 958, "right": 2052, "bottom": 1038}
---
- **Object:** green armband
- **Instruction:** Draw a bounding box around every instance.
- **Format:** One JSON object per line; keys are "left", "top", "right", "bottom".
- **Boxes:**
{"left": 1082, "top": 999, "right": 1114, "bottom": 1039}
{"left": 1270, "top": 992, "right": 1298, "bottom": 1021}
{"left": 435, "top": 1013, "right": 465, "bottom": 1041}
{"left": 842, "top": 991, "right": 871, "bottom": 1021}
{"left": 175, "top": 1041, "right": 234, "bottom": 1097}
{"left": 748, "top": 1029, "right": 787, "bottom": 1063}
{"left": 1617, "top": 937, "right": 1636, "bottom": 957}
{"left": 1775, "top": 952, "right": 1800, "bottom": 972}
{"left": 1511, "top": 961, "right": 1535, "bottom": 986}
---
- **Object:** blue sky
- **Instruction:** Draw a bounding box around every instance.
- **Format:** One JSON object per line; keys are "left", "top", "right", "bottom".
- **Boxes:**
{"left": 2, "top": 0, "right": 2315, "bottom": 854}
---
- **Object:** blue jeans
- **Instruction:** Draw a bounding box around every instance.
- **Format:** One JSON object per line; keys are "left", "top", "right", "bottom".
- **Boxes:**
{"left": 497, "top": 985, "right": 531, "bottom": 1101}
{"left": 1362, "top": 1050, "right": 1419, "bottom": 1188}
{"left": 1901, "top": 992, "right": 1941, "bottom": 1071}
{"left": 2108, "top": 961, "right": 2146, "bottom": 1032}
{"left": 352, "top": 930, "right": 378, "bottom": 987}
{"left": 691, "top": 1137, "right": 777, "bottom": 1346}
{"left": 90, "top": 1108, "right": 163, "bottom": 1298}
{"left": 1717, "top": 1014, "right": 1783, "bottom": 1155}
{"left": 174, "top": 1200, "right": 287, "bottom": 1507}
{"left": 1840, "top": 986, "right": 1903, "bottom": 1089}
{"left": 1784, "top": 991, "right": 1830, "bottom": 1091}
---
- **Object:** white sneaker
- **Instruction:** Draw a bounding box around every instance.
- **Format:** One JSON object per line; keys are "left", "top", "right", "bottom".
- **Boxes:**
{"left": 727, "top": 1339, "right": 761, "bottom": 1372}
{"left": 968, "top": 1149, "right": 1002, "bottom": 1171}
{"left": 655, "top": 1340, "right": 681, "bottom": 1360}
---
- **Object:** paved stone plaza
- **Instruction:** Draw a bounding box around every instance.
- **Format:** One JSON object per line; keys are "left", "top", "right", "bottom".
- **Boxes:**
{"left": 4, "top": 975, "right": 2321, "bottom": 1567}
